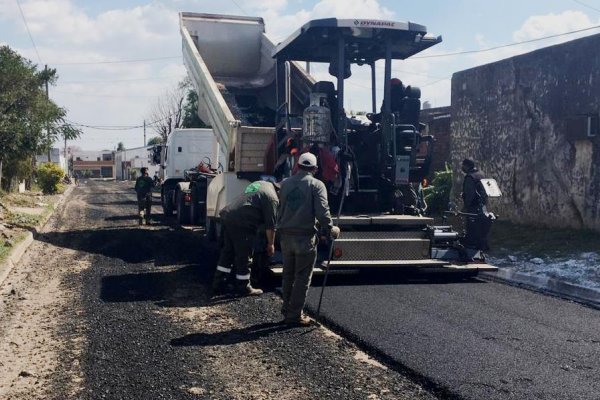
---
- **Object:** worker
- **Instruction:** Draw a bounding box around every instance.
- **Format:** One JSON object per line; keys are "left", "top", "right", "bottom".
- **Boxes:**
{"left": 461, "top": 158, "right": 491, "bottom": 251}
{"left": 134, "top": 167, "right": 154, "bottom": 225}
{"left": 461, "top": 158, "right": 487, "bottom": 214}
{"left": 278, "top": 153, "right": 340, "bottom": 326}
{"left": 211, "top": 180, "right": 279, "bottom": 296}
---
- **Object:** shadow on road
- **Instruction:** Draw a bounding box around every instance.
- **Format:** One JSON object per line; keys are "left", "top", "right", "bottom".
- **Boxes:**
{"left": 309, "top": 270, "right": 487, "bottom": 288}
{"left": 100, "top": 265, "right": 212, "bottom": 303}
{"left": 37, "top": 226, "right": 215, "bottom": 266}
{"left": 170, "top": 322, "right": 295, "bottom": 347}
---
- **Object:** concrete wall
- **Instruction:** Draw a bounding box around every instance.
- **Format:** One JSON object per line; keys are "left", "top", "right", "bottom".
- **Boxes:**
{"left": 451, "top": 34, "right": 600, "bottom": 230}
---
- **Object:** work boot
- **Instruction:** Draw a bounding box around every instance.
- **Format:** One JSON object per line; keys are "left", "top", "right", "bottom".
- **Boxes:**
{"left": 283, "top": 314, "right": 312, "bottom": 327}
{"left": 235, "top": 281, "right": 263, "bottom": 296}
{"left": 211, "top": 271, "right": 228, "bottom": 296}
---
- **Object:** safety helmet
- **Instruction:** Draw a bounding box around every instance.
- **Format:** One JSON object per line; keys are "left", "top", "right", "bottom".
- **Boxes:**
{"left": 298, "top": 152, "right": 318, "bottom": 168}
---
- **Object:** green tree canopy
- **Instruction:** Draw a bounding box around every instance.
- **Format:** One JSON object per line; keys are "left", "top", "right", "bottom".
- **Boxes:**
{"left": 146, "top": 136, "right": 162, "bottom": 146}
{"left": 0, "top": 45, "right": 81, "bottom": 190}
{"left": 117, "top": 142, "right": 125, "bottom": 151}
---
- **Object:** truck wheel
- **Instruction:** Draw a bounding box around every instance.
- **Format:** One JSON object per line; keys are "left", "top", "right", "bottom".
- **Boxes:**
{"left": 206, "top": 217, "right": 217, "bottom": 241}
{"left": 177, "top": 191, "right": 190, "bottom": 224}
{"left": 162, "top": 191, "right": 173, "bottom": 216}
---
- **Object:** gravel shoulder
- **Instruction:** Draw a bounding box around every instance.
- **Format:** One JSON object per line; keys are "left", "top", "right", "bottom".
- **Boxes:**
{"left": 0, "top": 180, "right": 436, "bottom": 399}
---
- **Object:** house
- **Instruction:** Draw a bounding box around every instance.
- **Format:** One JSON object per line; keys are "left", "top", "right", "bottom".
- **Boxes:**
{"left": 114, "top": 146, "right": 159, "bottom": 180}
{"left": 72, "top": 150, "right": 115, "bottom": 179}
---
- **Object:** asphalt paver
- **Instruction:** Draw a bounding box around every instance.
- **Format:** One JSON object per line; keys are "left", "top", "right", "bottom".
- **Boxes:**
{"left": 305, "top": 272, "right": 600, "bottom": 399}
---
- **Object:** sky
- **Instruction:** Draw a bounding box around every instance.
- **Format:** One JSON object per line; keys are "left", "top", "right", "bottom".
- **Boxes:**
{"left": 2, "top": 0, "right": 600, "bottom": 151}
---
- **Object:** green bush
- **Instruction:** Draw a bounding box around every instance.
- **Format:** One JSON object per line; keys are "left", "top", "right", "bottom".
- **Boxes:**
{"left": 423, "top": 164, "right": 453, "bottom": 215}
{"left": 37, "top": 163, "right": 64, "bottom": 194}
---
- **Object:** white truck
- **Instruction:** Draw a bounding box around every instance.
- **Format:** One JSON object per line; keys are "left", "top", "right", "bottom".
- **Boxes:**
{"left": 159, "top": 128, "right": 223, "bottom": 224}
{"left": 179, "top": 12, "right": 499, "bottom": 275}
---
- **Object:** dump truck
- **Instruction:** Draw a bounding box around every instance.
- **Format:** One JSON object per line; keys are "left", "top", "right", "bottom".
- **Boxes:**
{"left": 158, "top": 128, "right": 222, "bottom": 225}
{"left": 179, "top": 12, "right": 500, "bottom": 275}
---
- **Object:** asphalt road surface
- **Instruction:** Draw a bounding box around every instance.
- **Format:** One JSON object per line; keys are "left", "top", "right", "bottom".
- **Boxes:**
{"left": 0, "top": 181, "right": 435, "bottom": 400}
{"left": 306, "top": 270, "right": 600, "bottom": 399}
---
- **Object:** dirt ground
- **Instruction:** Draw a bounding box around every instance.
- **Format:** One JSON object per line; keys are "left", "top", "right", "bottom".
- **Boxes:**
{"left": 0, "top": 181, "right": 437, "bottom": 400}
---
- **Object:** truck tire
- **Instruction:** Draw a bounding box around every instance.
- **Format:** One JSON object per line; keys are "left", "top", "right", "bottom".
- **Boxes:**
{"left": 162, "top": 190, "right": 174, "bottom": 216}
{"left": 206, "top": 217, "right": 217, "bottom": 241}
{"left": 177, "top": 191, "right": 191, "bottom": 224}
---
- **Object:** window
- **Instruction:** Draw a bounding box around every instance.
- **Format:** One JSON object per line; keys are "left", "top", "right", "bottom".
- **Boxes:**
{"left": 102, "top": 153, "right": 113, "bottom": 161}
{"left": 178, "top": 146, "right": 183, "bottom": 153}
{"left": 76, "top": 157, "right": 81, "bottom": 161}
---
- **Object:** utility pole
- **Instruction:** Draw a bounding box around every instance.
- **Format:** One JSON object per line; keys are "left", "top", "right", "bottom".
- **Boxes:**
{"left": 45, "top": 64, "right": 51, "bottom": 162}
{"left": 143, "top": 119, "right": 146, "bottom": 147}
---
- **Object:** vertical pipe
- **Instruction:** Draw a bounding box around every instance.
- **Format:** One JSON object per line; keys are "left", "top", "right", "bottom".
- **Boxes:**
{"left": 285, "top": 61, "right": 291, "bottom": 114}
{"left": 371, "top": 62, "right": 377, "bottom": 113}
{"left": 337, "top": 34, "right": 346, "bottom": 145}
{"left": 383, "top": 38, "right": 392, "bottom": 114}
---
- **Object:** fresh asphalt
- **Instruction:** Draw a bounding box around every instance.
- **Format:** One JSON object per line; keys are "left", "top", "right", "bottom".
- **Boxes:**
{"left": 305, "top": 271, "right": 600, "bottom": 399}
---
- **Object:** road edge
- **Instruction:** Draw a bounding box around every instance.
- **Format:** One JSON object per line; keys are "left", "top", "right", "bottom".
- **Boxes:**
{"left": 0, "top": 185, "right": 75, "bottom": 288}
{"left": 480, "top": 268, "right": 600, "bottom": 309}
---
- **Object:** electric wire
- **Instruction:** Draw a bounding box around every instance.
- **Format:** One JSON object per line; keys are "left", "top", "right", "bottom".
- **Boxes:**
{"left": 572, "top": 0, "right": 600, "bottom": 14}
{"left": 412, "top": 24, "right": 600, "bottom": 59}
{"left": 52, "top": 55, "right": 181, "bottom": 66}
{"left": 15, "top": 0, "right": 42, "bottom": 64}
{"left": 229, "top": 0, "right": 249, "bottom": 15}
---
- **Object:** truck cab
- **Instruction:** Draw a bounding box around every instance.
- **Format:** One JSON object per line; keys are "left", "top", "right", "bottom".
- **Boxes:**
{"left": 160, "top": 128, "right": 221, "bottom": 220}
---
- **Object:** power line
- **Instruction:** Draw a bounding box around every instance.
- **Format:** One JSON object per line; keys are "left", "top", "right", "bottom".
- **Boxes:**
{"left": 572, "top": 0, "right": 600, "bottom": 14}
{"left": 15, "top": 0, "right": 42, "bottom": 64}
{"left": 60, "top": 75, "right": 181, "bottom": 84}
{"left": 412, "top": 24, "right": 600, "bottom": 59}
{"left": 229, "top": 0, "right": 249, "bottom": 15}
{"left": 53, "top": 90, "right": 156, "bottom": 99}
{"left": 52, "top": 55, "right": 181, "bottom": 66}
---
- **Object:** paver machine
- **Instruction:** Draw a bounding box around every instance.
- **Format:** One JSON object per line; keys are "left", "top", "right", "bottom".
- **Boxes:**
{"left": 266, "top": 18, "right": 498, "bottom": 274}
{"left": 179, "top": 13, "right": 498, "bottom": 276}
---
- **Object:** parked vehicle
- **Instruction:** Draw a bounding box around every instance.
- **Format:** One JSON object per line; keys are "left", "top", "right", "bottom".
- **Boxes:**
{"left": 157, "top": 128, "right": 222, "bottom": 224}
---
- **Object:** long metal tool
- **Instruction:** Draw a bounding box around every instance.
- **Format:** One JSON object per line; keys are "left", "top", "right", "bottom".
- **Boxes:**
{"left": 315, "top": 163, "right": 349, "bottom": 322}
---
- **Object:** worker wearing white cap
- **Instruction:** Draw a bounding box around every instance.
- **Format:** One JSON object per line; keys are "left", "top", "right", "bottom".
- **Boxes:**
{"left": 277, "top": 152, "right": 340, "bottom": 326}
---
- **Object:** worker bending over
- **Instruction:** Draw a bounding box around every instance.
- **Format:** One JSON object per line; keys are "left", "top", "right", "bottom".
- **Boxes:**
{"left": 212, "top": 180, "right": 279, "bottom": 296}
{"left": 278, "top": 153, "right": 340, "bottom": 326}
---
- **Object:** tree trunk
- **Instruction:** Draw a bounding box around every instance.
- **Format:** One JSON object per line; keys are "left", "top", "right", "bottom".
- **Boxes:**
{"left": 0, "top": 158, "right": 3, "bottom": 191}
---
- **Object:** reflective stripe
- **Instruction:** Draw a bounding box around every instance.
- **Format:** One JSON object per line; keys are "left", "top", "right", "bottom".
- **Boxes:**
{"left": 216, "top": 266, "right": 232, "bottom": 273}
{"left": 235, "top": 274, "right": 251, "bottom": 280}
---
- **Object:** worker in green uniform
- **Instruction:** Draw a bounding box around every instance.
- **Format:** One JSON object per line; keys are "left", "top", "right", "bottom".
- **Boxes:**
{"left": 278, "top": 153, "right": 340, "bottom": 326}
{"left": 134, "top": 167, "right": 154, "bottom": 225}
{"left": 212, "top": 180, "right": 279, "bottom": 296}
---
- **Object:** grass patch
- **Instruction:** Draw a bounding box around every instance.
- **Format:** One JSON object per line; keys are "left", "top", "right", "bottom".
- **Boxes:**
{"left": 5, "top": 210, "right": 45, "bottom": 229}
{"left": 0, "top": 232, "right": 27, "bottom": 264}
{"left": 489, "top": 220, "right": 600, "bottom": 258}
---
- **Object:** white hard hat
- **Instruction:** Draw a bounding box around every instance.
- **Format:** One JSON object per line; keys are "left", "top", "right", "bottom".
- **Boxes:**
{"left": 298, "top": 152, "right": 318, "bottom": 168}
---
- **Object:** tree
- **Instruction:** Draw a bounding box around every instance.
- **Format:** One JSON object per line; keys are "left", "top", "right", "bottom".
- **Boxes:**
{"left": 147, "top": 76, "right": 208, "bottom": 142}
{"left": 0, "top": 45, "right": 81, "bottom": 190}
{"left": 147, "top": 78, "right": 187, "bottom": 142}
{"left": 182, "top": 87, "right": 208, "bottom": 129}
{"left": 117, "top": 142, "right": 125, "bottom": 151}
{"left": 147, "top": 136, "right": 162, "bottom": 146}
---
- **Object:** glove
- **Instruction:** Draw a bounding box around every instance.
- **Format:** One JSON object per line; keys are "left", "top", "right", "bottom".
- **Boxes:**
{"left": 330, "top": 226, "right": 341, "bottom": 240}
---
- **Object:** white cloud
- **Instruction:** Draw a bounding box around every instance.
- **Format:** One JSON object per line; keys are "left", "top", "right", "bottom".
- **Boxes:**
{"left": 513, "top": 10, "right": 596, "bottom": 41}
